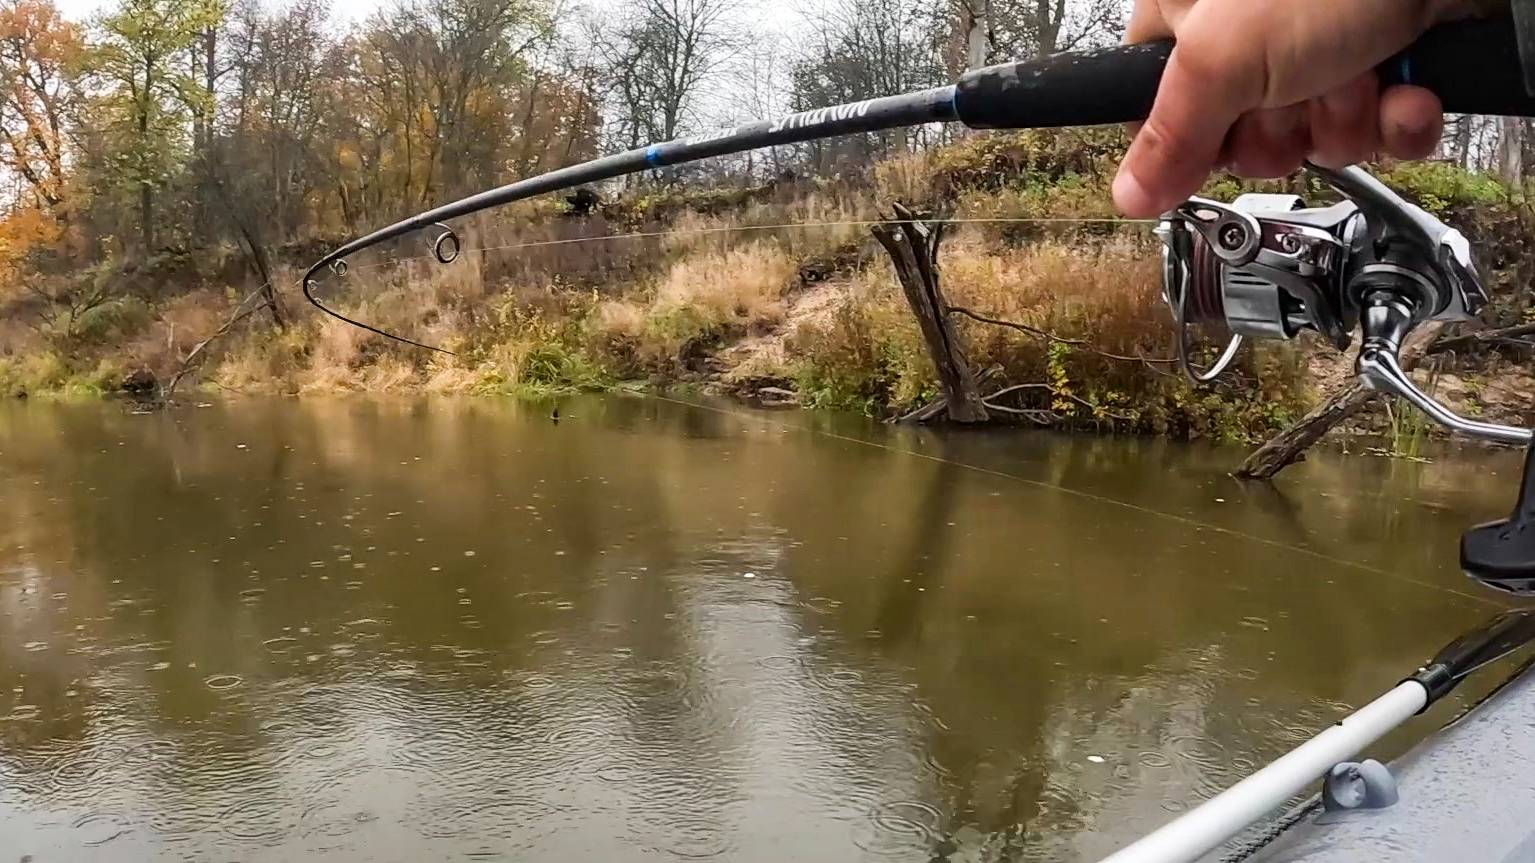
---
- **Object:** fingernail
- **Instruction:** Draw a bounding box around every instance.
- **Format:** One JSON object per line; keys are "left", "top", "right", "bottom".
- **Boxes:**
{"left": 1113, "top": 167, "right": 1158, "bottom": 217}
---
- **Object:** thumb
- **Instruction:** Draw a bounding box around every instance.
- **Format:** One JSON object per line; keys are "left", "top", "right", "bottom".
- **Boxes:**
{"left": 1114, "top": 42, "right": 1255, "bottom": 217}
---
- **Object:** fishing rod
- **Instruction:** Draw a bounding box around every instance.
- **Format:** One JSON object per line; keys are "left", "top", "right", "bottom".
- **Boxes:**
{"left": 303, "top": 16, "right": 1534, "bottom": 351}
{"left": 1100, "top": 609, "right": 1535, "bottom": 863}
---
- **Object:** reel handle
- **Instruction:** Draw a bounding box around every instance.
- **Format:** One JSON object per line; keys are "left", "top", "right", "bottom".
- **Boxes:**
{"left": 1355, "top": 290, "right": 1532, "bottom": 447}
{"left": 956, "top": 16, "right": 1534, "bottom": 130}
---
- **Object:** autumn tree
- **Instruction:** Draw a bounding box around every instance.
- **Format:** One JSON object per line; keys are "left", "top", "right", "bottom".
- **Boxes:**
{"left": 88, "top": 0, "right": 222, "bottom": 253}
{"left": 218, "top": 0, "right": 329, "bottom": 240}
{"left": 0, "top": 0, "right": 79, "bottom": 213}
{"left": 0, "top": 0, "right": 91, "bottom": 341}
{"left": 343, "top": 0, "right": 558, "bottom": 213}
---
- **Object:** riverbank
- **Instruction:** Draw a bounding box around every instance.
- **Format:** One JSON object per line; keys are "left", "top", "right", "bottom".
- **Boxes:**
{"left": 3, "top": 130, "right": 1530, "bottom": 445}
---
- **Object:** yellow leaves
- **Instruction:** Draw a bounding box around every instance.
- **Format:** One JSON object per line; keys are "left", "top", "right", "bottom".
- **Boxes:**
{"left": 0, "top": 0, "right": 81, "bottom": 207}
{"left": 334, "top": 142, "right": 363, "bottom": 172}
{"left": 0, "top": 203, "right": 62, "bottom": 287}
{"left": 0, "top": 0, "right": 82, "bottom": 67}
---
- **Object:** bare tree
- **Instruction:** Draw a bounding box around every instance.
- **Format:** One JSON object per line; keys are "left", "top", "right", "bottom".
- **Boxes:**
{"left": 788, "top": 0, "right": 946, "bottom": 170}
{"left": 591, "top": 0, "right": 741, "bottom": 148}
{"left": 726, "top": 34, "right": 789, "bottom": 177}
{"left": 356, "top": 0, "right": 557, "bottom": 205}
{"left": 947, "top": 0, "right": 1123, "bottom": 69}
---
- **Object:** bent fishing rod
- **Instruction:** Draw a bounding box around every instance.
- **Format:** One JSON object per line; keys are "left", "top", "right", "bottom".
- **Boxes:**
{"left": 303, "top": 16, "right": 1533, "bottom": 351}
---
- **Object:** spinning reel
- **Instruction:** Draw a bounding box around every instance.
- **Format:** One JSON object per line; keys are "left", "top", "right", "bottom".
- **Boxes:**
{"left": 1158, "top": 165, "right": 1535, "bottom": 594}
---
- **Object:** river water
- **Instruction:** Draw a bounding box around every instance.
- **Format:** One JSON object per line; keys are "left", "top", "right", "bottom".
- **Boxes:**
{"left": 0, "top": 396, "right": 1520, "bottom": 861}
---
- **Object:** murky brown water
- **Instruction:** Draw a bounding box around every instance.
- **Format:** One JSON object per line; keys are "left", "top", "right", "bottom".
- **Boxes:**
{"left": 0, "top": 396, "right": 1521, "bottom": 861}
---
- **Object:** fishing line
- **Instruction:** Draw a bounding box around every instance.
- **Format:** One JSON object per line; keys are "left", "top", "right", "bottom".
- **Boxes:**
{"left": 314, "top": 215, "right": 1159, "bottom": 352}
{"left": 231, "top": 214, "right": 1153, "bottom": 363}
{"left": 647, "top": 392, "right": 1510, "bottom": 610}
{"left": 340, "top": 215, "right": 1157, "bottom": 274}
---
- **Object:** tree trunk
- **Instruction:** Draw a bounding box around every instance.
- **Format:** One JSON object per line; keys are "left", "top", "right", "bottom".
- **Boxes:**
{"left": 195, "top": 26, "right": 219, "bottom": 245}
{"left": 965, "top": 0, "right": 990, "bottom": 70}
{"left": 138, "top": 84, "right": 154, "bottom": 253}
{"left": 211, "top": 178, "right": 288, "bottom": 330}
{"left": 1453, "top": 116, "right": 1475, "bottom": 168}
{"left": 515, "top": 70, "right": 545, "bottom": 176}
{"left": 1234, "top": 322, "right": 1446, "bottom": 480}
{"left": 140, "top": 183, "right": 155, "bottom": 252}
{"left": 872, "top": 203, "right": 988, "bottom": 424}
{"left": 1501, "top": 115, "right": 1524, "bottom": 188}
{"left": 240, "top": 229, "right": 288, "bottom": 331}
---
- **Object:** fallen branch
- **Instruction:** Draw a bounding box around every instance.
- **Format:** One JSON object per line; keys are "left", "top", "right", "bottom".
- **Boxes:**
{"left": 946, "top": 305, "right": 1176, "bottom": 365}
{"left": 894, "top": 367, "right": 1001, "bottom": 425}
{"left": 1234, "top": 322, "right": 1447, "bottom": 480}
{"left": 981, "top": 402, "right": 1055, "bottom": 424}
{"left": 984, "top": 382, "right": 1053, "bottom": 401}
{"left": 161, "top": 286, "right": 275, "bottom": 404}
{"left": 1428, "top": 322, "right": 1535, "bottom": 355}
{"left": 980, "top": 381, "right": 1137, "bottom": 424}
{"left": 897, "top": 399, "right": 950, "bottom": 424}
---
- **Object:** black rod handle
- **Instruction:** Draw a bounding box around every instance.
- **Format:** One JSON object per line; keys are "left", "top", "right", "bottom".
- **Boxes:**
{"left": 955, "top": 16, "right": 1532, "bottom": 130}
{"left": 1410, "top": 610, "right": 1535, "bottom": 707}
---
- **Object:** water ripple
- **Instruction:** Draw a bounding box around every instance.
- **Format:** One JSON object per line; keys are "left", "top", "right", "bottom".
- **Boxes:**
{"left": 850, "top": 800, "right": 941, "bottom": 857}
{"left": 205, "top": 674, "right": 244, "bottom": 691}
{"left": 219, "top": 797, "right": 302, "bottom": 843}
{"left": 410, "top": 795, "right": 563, "bottom": 843}
{"left": 72, "top": 812, "right": 133, "bottom": 846}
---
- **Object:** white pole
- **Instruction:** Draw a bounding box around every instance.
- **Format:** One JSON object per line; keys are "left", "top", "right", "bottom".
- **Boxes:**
{"left": 1099, "top": 681, "right": 1429, "bottom": 863}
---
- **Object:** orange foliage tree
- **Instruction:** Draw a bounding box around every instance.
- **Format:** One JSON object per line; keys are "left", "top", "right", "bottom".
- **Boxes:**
{"left": 0, "top": 0, "right": 78, "bottom": 213}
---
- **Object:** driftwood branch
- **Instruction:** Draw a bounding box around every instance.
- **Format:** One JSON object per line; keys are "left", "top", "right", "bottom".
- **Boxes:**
{"left": 1234, "top": 322, "right": 1447, "bottom": 480}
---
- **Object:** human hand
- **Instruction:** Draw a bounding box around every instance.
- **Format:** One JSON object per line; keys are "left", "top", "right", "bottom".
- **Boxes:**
{"left": 1114, "top": 0, "right": 1479, "bottom": 217}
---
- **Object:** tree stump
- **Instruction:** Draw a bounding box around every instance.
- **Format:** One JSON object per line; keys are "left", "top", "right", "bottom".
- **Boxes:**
{"left": 872, "top": 203, "right": 988, "bottom": 424}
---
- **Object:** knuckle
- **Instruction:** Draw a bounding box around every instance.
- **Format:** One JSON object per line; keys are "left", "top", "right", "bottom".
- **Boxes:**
{"left": 1133, "top": 113, "right": 1199, "bottom": 173}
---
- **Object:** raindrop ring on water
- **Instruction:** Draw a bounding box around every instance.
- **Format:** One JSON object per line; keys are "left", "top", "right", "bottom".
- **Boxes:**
{"left": 205, "top": 674, "right": 243, "bottom": 691}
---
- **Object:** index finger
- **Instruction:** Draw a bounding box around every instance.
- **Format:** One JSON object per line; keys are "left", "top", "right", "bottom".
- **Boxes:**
{"left": 1114, "top": 40, "right": 1254, "bottom": 217}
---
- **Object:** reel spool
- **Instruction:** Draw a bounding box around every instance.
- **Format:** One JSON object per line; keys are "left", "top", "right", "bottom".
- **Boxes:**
{"left": 1159, "top": 189, "right": 1369, "bottom": 385}
{"left": 1160, "top": 218, "right": 1244, "bottom": 383}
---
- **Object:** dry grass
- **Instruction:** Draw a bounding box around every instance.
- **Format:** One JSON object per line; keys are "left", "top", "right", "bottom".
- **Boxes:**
{"left": 653, "top": 241, "right": 793, "bottom": 326}
{"left": 942, "top": 235, "right": 1167, "bottom": 362}
{"left": 788, "top": 233, "right": 1311, "bottom": 439}
{"left": 585, "top": 240, "right": 799, "bottom": 373}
